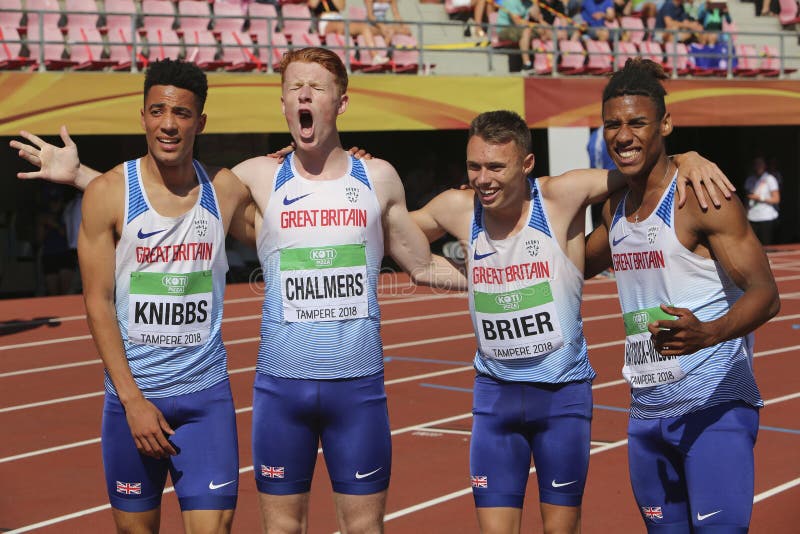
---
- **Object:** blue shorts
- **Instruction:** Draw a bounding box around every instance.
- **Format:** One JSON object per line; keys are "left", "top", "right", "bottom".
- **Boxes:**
{"left": 102, "top": 380, "right": 239, "bottom": 513}
{"left": 628, "top": 401, "right": 759, "bottom": 533}
{"left": 252, "top": 372, "right": 391, "bottom": 496}
{"left": 470, "top": 375, "right": 592, "bottom": 508}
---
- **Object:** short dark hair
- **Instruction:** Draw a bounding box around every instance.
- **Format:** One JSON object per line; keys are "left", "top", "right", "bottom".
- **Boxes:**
{"left": 144, "top": 59, "right": 208, "bottom": 112}
{"left": 468, "top": 110, "right": 532, "bottom": 154}
{"left": 602, "top": 58, "right": 668, "bottom": 119}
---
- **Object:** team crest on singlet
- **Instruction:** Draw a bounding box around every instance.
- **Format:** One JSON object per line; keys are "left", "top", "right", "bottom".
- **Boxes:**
{"left": 345, "top": 186, "right": 359, "bottom": 204}
{"left": 647, "top": 225, "right": 659, "bottom": 246}
{"left": 525, "top": 239, "right": 540, "bottom": 257}
{"left": 194, "top": 218, "right": 209, "bottom": 238}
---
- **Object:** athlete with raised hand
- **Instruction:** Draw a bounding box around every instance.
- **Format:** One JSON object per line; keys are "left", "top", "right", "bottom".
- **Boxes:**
{"left": 76, "top": 59, "right": 251, "bottom": 533}
{"left": 412, "top": 110, "right": 734, "bottom": 534}
{"left": 585, "top": 58, "right": 779, "bottom": 532}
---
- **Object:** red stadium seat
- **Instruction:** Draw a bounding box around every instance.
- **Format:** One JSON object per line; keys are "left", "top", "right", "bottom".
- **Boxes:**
{"left": 531, "top": 38, "right": 553, "bottom": 75}
{"left": 734, "top": 44, "right": 760, "bottom": 77}
{"left": 778, "top": 0, "right": 800, "bottom": 26}
{"left": 0, "top": 0, "right": 24, "bottom": 31}
{"left": 107, "top": 24, "right": 146, "bottom": 70}
{"left": 141, "top": 0, "right": 176, "bottom": 32}
{"left": 248, "top": 2, "right": 278, "bottom": 43}
{"left": 26, "top": 25, "right": 77, "bottom": 70}
{"left": 356, "top": 33, "right": 391, "bottom": 72}
{"left": 178, "top": 0, "right": 212, "bottom": 34}
{"left": 187, "top": 29, "right": 230, "bottom": 70}
{"left": 150, "top": 28, "right": 182, "bottom": 61}
{"left": 663, "top": 41, "right": 690, "bottom": 76}
{"left": 213, "top": 0, "right": 247, "bottom": 35}
{"left": 586, "top": 39, "right": 613, "bottom": 75}
{"left": 279, "top": 4, "right": 312, "bottom": 36}
{"left": 219, "top": 30, "right": 260, "bottom": 71}
{"left": 621, "top": 15, "right": 646, "bottom": 43}
{"left": 0, "top": 25, "right": 35, "bottom": 68}
{"left": 68, "top": 26, "right": 119, "bottom": 70}
{"left": 64, "top": 0, "right": 99, "bottom": 30}
{"left": 637, "top": 40, "right": 663, "bottom": 64}
{"left": 760, "top": 45, "right": 797, "bottom": 76}
{"left": 614, "top": 40, "right": 638, "bottom": 70}
{"left": 557, "top": 39, "right": 585, "bottom": 75}
{"left": 103, "top": 0, "right": 137, "bottom": 34}
{"left": 391, "top": 33, "right": 426, "bottom": 74}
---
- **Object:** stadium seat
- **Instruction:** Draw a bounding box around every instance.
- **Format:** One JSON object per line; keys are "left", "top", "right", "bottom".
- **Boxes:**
{"left": 107, "top": 25, "right": 147, "bottom": 70}
{"left": 141, "top": 0, "right": 176, "bottom": 32}
{"left": 64, "top": 0, "right": 99, "bottom": 30}
{"left": 530, "top": 38, "right": 553, "bottom": 75}
{"left": 212, "top": 0, "right": 247, "bottom": 34}
{"left": 103, "top": 0, "right": 137, "bottom": 34}
{"left": 778, "top": 0, "right": 800, "bottom": 26}
{"left": 733, "top": 44, "right": 760, "bottom": 77}
{"left": 289, "top": 30, "right": 321, "bottom": 47}
{"left": 390, "top": 33, "right": 421, "bottom": 74}
{"left": 68, "top": 26, "right": 118, "bottom": 70}
{"left": 187, "top": 29, "right": 229, "bottom": 70}
{"left": 637, "top": 40, "right": 663, "bottom": 65}
{"left": 26, "top": 25, "right": 77, "bottom": 70}
{"left": 0, "top": 25, "right": 35, "bottom": 69}
{"left": 325, "top": 32, "right": 367, "bottom": 71}
{"left": 663, "top": 41, "right": 690, "bottom": 76}
{"left": 356, "top": 33, "right": 392, "bottom": 72}
{"left": 585, "top": 38, "right": 613, "bottom": 75}
{"left": 25, "top": 0, "right": 63, "bottom": 32}
{"left": 279, "top": 4, "right": 312, "bottom": 36}
{"left": 614, "top": 40, "right": 638, "bottom": 70}
{"left": 621, "top": 15, "right": 646, "bottom": 43}
{"left": 557, "top": 39, "right": 585, "bottom": 75}
{"left": 248, "top": 2, "right": 278, "bottom": 43}
{"left": 761, "top": 45, "right": 797, "bottom": 76}
{"left": 258, "top": 30, "right": 288, "bottom": 71}
{"left": 150, "top": 27, "right": 182, "bottom": 61}
{"left": 178, "top": 0, "right": 212, "bottom": 34}
{"left": 0, "top": 0, "right": 24, "bottom": 31}
{"left": 219, "top": 30, "right": 260, "bottom": 71}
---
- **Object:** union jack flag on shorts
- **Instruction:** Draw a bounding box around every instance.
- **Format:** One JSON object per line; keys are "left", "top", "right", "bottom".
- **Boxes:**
{"left": 116, "top": 481, "right": 142, "bottom": 495}
{"left": 261, "top": 465, "right": 285, "bottom": 478}
{"left": 471, "top": 475, "right": 488, "bottom": 488}
{"left": 642, "top": 506, "right": 663, "bottom": 520}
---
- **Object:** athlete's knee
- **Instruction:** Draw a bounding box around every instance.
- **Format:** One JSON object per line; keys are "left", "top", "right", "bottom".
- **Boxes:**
{"left": 541, "top": 503, "right": 581, "bottom": 534}
{"left": 112, "top": 508, "right": 160, "bottom": 534}
{"left": 182, "top": 509, "right": 235, "bottom": 534}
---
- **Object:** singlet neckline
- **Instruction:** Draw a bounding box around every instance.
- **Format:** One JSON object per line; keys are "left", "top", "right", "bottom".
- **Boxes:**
{"left": 287, "top": 152, "right": 354, "bottom": 186}
{"left": 134, "top": 158, "right": 204, "bottom": 223}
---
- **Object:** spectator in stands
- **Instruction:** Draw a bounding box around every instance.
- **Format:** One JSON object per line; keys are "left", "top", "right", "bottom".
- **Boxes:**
{"left": 756, "top": 0, "right": 780, "bottom": 17}
{"left": 656, "top": 0, "right": 703, "bottom": 42}
{"left": 495, "top": 0, "right": 537, "bottom": 72}
{"left": 581, "top": 0, "right": 615, "bottom": 41}
{"left": 308, "top": 0, "right": 390, "bottom": 64}
{"left": 614, "top": 0, "right": 634, "bottom": 18}
{"left": 689, "top": 0, "right": 732, "bottom": 68}
{"left": 365, "top": 0, "right": 412, "bottom": 42}
{"left": 529, "top": 0, "right": 577, "bottom": 41}
{"left": 745, "top": 156, "right": 781, "bottom": 245}
{"left": 63, "top": 191, "right": 82, "bottom": 294}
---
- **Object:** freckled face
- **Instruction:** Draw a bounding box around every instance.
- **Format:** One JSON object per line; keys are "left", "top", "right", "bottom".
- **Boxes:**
{"left": 140, "top": 85, "right": 206, "bottom": 166}
{"left": 281, "top": 62, "right": 347, "bottom": 149}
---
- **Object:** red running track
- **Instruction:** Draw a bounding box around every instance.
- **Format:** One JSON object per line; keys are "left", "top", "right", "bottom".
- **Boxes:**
{"left": 1, "top": 249, "right": 799, "bottom": 533}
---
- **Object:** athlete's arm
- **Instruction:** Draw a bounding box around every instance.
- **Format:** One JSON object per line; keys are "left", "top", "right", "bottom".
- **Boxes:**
{"left": 649, "top": 194, "right": 780, "bottom": 355}
{"left": 232, "top": 155, "right": 278, "bottom": 240}
{"left": 584, "top": 200, "right": 613, "bottom": 279}
{"left": 373, "top": 160, "right": 468, "bottom": 290}
{"left": 10, "top": 126, "right": 100, "bottom": 190}
{"left": 410, "top": 188, "right": 474, "bottom": 243}
{"left": 80, "top": 171, "right": 177, "bottom": 459}
{"left": 544, "top": 152, "right": 733, "bottom": 213}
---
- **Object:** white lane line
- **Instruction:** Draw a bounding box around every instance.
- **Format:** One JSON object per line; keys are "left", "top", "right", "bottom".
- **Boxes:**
{"left": 753, "top": 477, "right": 800, "bottom": 503}
{"left": 0, "top": 438, "right": 101, "bottom": 464}
{"left": 0, "top": 391, "right": 104, "bottom": 414}
{"left": 764, "top": 391, "right": 800, "bottom": 406}
{"left": 379, "top": 439, "right": 630, "bottom": 525}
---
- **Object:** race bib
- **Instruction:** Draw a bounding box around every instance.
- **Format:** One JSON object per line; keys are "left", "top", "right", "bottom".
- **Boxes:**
{"left": 622, "top": 306, "right": 686, "bottom": 388}
{"left": 474, "top": 281, "right": 564, "bottom": 360}
{"left": 128, "top": 270, "right": 213, "bottom": 347}
{"left": 280, "top": 244, "right": 368, "bottom": 323}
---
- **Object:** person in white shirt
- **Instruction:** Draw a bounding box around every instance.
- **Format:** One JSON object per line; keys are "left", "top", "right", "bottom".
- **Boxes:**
{"left": 744, "top": 156, "right": 780, "bottom": 245}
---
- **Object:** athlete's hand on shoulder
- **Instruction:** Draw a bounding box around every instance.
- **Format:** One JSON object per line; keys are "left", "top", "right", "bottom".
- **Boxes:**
{"left": 673, "top": 151, "right": 735, "bottom": 210}
{"left": 10, "top": 125, "right": 80, "bottom": 184}
{"left": 647, "top": 304, "right": 717, "bottom": 356}
{"left": 267, "top": 142, "right": 296, "bottom": 163}
{"left": 347, "top": 146, "right": 372, "bottom": 160}
{"left": 123, "top": 396, "right": 177, "bottom": 459}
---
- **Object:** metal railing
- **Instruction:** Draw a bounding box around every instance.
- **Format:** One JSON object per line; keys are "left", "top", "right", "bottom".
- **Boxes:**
{"left": 1, "top": 7, "right": 799, "bottom": 78}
